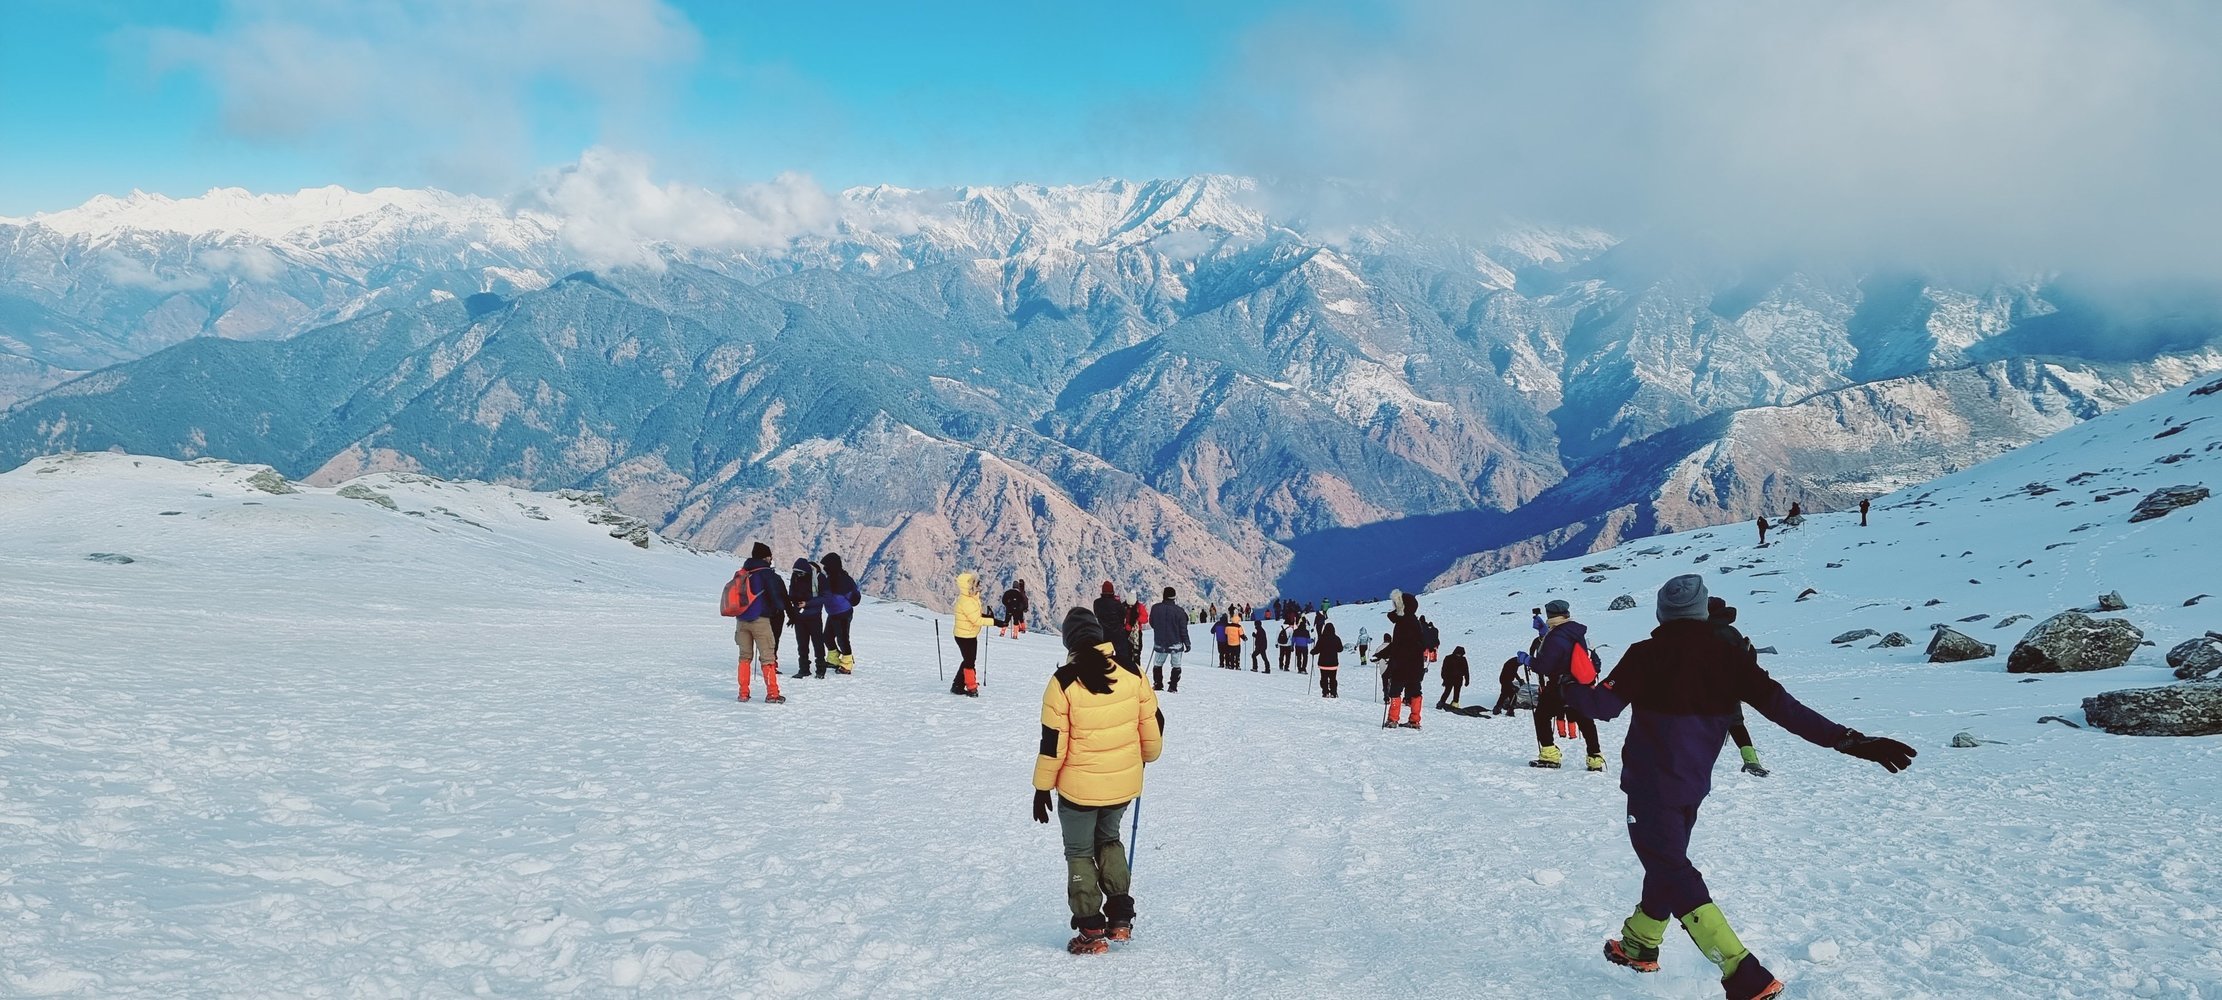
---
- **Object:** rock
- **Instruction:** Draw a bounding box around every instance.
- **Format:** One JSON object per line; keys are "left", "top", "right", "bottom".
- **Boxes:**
{"left": 2006, "top": 612, "right": 2145, "bottom": 673}
{"left": 1957, "top": 614, "right": 1990, "bottom": 622}
{"left": 1826, "top": 562, "right": 1843, "bottom": 568}
{"left": 2167, "top": 636, "right": 2222, "bottom": 680}
{"left": 2082, "top": 680, "right": 2222, "bottom": 736}
{"left": 2193, "top": 374, "right": 2222, "bottom": 397}
{"left": 1581, "top": 563, "right": 1621, "bottom": 573}
{"left": 1831, "top": 629, "right": 1879, "bottom": 645}
{"left": 2127, "top": 485, "right": 2209, "bottom": 523}
{"left": 1869, "top": 632, "right": 1912, "bottom": 649}
{"left": 246, "top": 470, "right": 298, "bottom": 495}
{"left": 1796, "top": 588, "right": 1818, "bottom": 602}
{"left": 1782, "top": 514, "right": 1805, "bottom": 527}
{"left": 1949, "top": 732, "right": 2003, "bottom": 748}
{"left": 2097, "top": 591, "right": 2128, "bottom": 611}
{"left": 1753, "top": 646, "right": 1778, "bottom": 655}
{"left": 1583, "top": 575, "right": 1608, "bottom": 583}
{"left": 159, "top": 510, "right": 182, "bottom": 516}
{"left": 1693, "top": 553, "right": 1710, "bottom": 564}
{"left": 336, "top": 484, "right": 399, "bottom": 511}
{"left": 1927, "top": 628, "right": 1997, "bottom": 662}
{"left": 1994, "top": 614, "right": 2031, "bottom": 630}
{"left": 2036, "top": 715, "right": 2081, "bottom": 728}
{"left": 86, "top": 552, "right": 135, "bottom": 564}
{"left": 2187, "top": 595, "right": 2211, "bottom": 607}
{"left": 1608, "top": 594, "right": 1638, "bottom": 611}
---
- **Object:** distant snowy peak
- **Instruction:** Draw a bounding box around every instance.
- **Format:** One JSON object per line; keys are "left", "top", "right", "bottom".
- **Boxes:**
{"left": 13, "top": 185, "right": 534, "bottom": 241}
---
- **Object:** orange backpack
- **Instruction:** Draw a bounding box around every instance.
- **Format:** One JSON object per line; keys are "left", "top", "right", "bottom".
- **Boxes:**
{"left": 720, "top": 569, "right": 761, "bottom": 618}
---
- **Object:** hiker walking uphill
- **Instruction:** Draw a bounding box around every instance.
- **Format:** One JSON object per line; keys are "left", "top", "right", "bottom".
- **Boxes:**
{"left": 950, "top": 573, "right": 987, "bottom": 697}
{"left": 722, "top": 542, "right": 791, "bottom": 704}
{"left": 1859, "top": 497, "right": 1871, "bottom": 527}
{"left": 1250, "top": 626, "right": 1271, "bottom": 672}
{"left": 1032, "top": 608, "right": 1164, "bottom": 955}
{"left": 1315, "top": 622, "right": 1344, "bottom": 698}
{"left": 1149, "top": 588, "right": 1189, "bottom": 693}
{"left": 1276, "top": 624, "right": 1293, "bottom": 671}
{"left": 1531, "top": 600, "right": 1605, "bottom": 771}
{"left": 1220, "top": 615, "right": 1245, "bottom": 669}
{"left": 788, "top": 558, "right": 828, "bottom": 678}
{"left": 1002, "top": 581, "right": 1030, "bottom": 638}
{"left": 1709, "top": 597, "right": 1769, "bottom": 776}
{"left": 1374, "top": 591, "right": 1429, "bottom": 729}
{"left": 1292, "top": 619, "right": 1313, "bottom": 673}
{"left": 1436, "top": 646, "right": 1470, "bottom": 711}
{"left": 1094, "top": 582, "right": 1136, "bottom": 666}
{"left": 1540, "top": 574, "right": 1917, "bottom": 1000}
{"left": 820, "top": 553, "right": 862, "bottom": 673}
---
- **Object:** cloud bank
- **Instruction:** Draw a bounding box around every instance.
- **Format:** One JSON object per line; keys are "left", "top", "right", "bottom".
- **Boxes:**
{"left": 1230, "top": 0, "right": 2222, "bottom": 278}
{"left": 517, "top": 149, "right": 838, "bottom": 269}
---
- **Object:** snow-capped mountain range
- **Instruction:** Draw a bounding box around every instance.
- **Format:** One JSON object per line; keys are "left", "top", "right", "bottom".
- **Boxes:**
{"left": 2, "top": 177, "right": 2218, "bottom": 608}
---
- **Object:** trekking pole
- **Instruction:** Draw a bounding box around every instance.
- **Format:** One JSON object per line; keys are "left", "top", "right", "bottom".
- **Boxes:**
{"left": 977, "top": 625, "right": 986, "bottom": 688}
{"left": 934, "top": 619, "right": 945, "bottom": 683}
{"left": 1127, "top": 796, "right": 1142, "bottom": 875}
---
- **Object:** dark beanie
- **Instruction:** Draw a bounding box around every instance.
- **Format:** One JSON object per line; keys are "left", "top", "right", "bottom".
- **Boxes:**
{"left": 822, "top": 553, "right": 842, "bottom": 571}
{"left": 1658, "top": 574, "right": 1710, "bottom": 624}
{"left": 1062, "top": 608, "right": 1105, "bottom": 651}
{"left": 750, "top": 541, "right": 772, "bottom": 560}
{"left": 1101, "top": 580, "right": 1115, "bottom": 595}
{"left": 1544, "top": 599, "right": 1570, "bottom": 618}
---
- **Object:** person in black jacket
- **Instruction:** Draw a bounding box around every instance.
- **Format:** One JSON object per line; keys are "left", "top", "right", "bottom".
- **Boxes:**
{"left": 1147, "top": 588, "right": 1190, "bottom": 693}
{"left": 820, "top": 552, "right": 862, "bottom": 673}
{"left": 1373, "top": 590, "right": 1428, "bottom": 729}
{"left": 1543, "top": 574, "right": 1915, "bottom": 1000}
{"left": 1492, "top": 652, "right": 1527, "bottom": 716}
{"left": 1708, "top": 598, "right": 1770, "bottom": 777}
{"left": 1531, "top": 600, "right": 1604, "bottom": 770}
{"left": 1315, "top": 622, "right": 1344, "bottom": 698}
{"left": 788, "top": 557, "right": 827, "bottom": 678}
{"left": 1093, "top": 582, "right": 1136, "bottom": 666}
{"left": 1436, "top": 646, "right": 1470, "bottom": 710}
{"left": 1002, "top": 580, "right": 1030, "bottom": 637}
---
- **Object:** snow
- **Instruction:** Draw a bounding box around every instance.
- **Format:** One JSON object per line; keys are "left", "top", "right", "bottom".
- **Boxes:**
{"left": 20, "top": 186, "right": 516, "bottom": 240}
{"left": 4, "top": 375, "right": 2221, "bottom": 997}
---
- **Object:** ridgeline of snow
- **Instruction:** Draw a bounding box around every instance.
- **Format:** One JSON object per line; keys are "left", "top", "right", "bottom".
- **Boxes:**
{"left": 1, "top": 374, "right": 2217, "bottom": 996}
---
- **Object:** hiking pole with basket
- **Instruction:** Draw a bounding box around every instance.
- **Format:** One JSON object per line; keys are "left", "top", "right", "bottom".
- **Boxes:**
{"left": 934, "top": 618, "right": 945, "bottom": 684}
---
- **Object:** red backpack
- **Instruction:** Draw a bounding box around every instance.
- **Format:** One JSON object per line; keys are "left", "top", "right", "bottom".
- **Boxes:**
{"left": 1545, "top": 623, "right": 1600, "bottom": 685}
{"left": 720, "top": 569, "right": 761, "bottom": 618}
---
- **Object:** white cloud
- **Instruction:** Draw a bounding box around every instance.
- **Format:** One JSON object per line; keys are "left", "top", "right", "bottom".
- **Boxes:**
{"left": 100, "top": 252, "right": 212, "bottom": 293}
{"left": 99, "top": 245, "right": 286, "bottom": 291}
{"left": 200, "top": 246, "right": 284, "bottom": 282}
{"left": 517, "top": 149, "right": 837, "bottom": 268}
{"left": 144, "top": 0, "right": 700, "bottom": 189}
{"left": 1229, "top": 0, "right": 2222, "bottom": 279}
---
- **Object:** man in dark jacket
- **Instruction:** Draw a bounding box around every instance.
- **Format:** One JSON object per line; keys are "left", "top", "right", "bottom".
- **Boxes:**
{"left": 1374, "top": 591, "right": 1429, "bottom": 729}
{"left": 1530, "top": 600, "right": 1604, "bottom": 770}
{"left": 1436, "top": 646, "right": 1470, "bottom": 710}
{"left": 820, "top": 553, "right": 862, "bottom": 673}
{"left": 1148, "top": 588, "right": 1190, "bottom": 692}
{"left": 1544, "top": 574, "right": 1915, "bottom": 1000}
{"left": 1493, "top": 652, "right": 1526, "bottom": 716}
{"left": 1093, "top": 582, "right": 1136, "bottom": 666}
{"left": 1708, "top": 598, "right": 1769, "bottom": 777}
{"left": 1003, "top": 581, "right": 1030, "bottom": 637}
{"left": 788, "top": 557, "right": 827, "bottom": 678}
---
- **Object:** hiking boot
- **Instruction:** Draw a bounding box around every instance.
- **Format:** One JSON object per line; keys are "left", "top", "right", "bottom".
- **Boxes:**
{"left": 765, "top": 695, "right": 786, "bottom": 705}
{"left": 1603, "top": 938, "right": 1660, "bottom": 973}
{"left": 1381, "top": 719, "right": 1397, "bottom": 729}
{"left": 1400, "top": 721, "right": 1421, "bottom": 730}
{"left": 1741, "top": 761, "right": 1770, "bottom": 777}
{"left": 1106, "top": 923, "right": 1132, "bottom": 942}
{"left": 1066, "top": 926, "right": 1109, "bottom": 955}
{"left": 1586, "top": 754, "right": 1607, "bottom": 772}
{"left": 737, "top": 693, "right": 750, "bottom": 703}
{"left": 966, "top": 690, "right": 980, "bottom": 698}
{"left": 791, "top": 666, "right": 811, "bottom": 679}
{"left": 1530, "top": 745, "right": 1563, "bottom": 769}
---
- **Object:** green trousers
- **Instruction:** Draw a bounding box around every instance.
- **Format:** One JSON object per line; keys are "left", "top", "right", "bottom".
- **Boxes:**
{"left": 1056, "top": 798, "right": 1131, "bottom": 924}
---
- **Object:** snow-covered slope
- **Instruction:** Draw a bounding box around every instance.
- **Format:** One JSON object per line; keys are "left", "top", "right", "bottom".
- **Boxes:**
{"left": 3, "top": 377, "right": 2218, "bottom": 997}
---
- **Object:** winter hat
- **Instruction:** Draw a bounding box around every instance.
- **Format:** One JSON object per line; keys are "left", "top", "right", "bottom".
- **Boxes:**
{"left": 791, "top": 557, "right": 812, "bottom": 570}
{"left": 1657, "top": 574, "right": 1710, "bottom": 624}
{"left": 1102, "top": 580, "right": 1116, "bottom": 596}
{"left": 822, "top": 553, "right": 843, "bottom": 571}
{"left": 1163, "top": 587, "right": 1176, "bottom": 601}
{"left": 1062, "top": 608, "right": 1105, "bottom": 652}
{"left": 750, "top": 541, "right": 772, "bottom": 560}
{"left": 1544, "top": 599, "right": 1570, "bottom": 619}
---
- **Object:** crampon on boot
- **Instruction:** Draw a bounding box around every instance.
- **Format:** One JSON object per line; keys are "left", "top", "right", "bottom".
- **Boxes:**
{"left": 1066, "top": 916, "right": 1110, "bottom": 955}
{"left": 1603, "top": 938, "right": 1660, "bottom": 973}
{"left": 1529, "top": 745, "right": 1564, "bottom": 769}
{"left": 1105, "top": 894, "right": 1135, "bottom": 942}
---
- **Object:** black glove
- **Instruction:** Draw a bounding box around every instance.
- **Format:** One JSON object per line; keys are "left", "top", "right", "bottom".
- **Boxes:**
{"left": 1835, "top": 730, "right": 1917, "bottom": 773}
{"left": 1032, "top": 789, "right": 1053, "bottom": 824}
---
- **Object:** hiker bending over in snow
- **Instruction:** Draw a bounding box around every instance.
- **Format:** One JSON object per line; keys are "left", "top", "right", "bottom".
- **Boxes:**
{"left": 1032, "top": 608, "right": 1164, "bottom": 954}
{"left": 1493, "top": 652, "right": 1527, "bottom": 716}
{"left": 1543, "top": 574, "right": 1915, "bottom": 1000}
{"left": 1530, "top": 600, "right": 1604, "bottom": 771}
{"left": 950, "top": 573, "right": 986, "bottom": 696}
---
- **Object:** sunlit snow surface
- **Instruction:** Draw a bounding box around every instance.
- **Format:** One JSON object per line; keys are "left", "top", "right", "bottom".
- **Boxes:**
{"left": 3, "top": 375, "right": 2218, "bottom": 997}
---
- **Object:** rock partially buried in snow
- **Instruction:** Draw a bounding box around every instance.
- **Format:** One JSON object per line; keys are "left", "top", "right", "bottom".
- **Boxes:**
{"left": 1949, "top": 731, "right": 2003, "bottom": 748}
{"left": 1608, "top": 595, "right": 1637, "bottom": 611}
{"left": 1926, "top": 628, "right": 1996, "bottom": 663}
{"left": 336, "top": 484, "right": 399, "bottom": 510}
{"left": 1994, "top": 614, "right": 2032, "bottom": 630}
{"left": 2007, "top": 612, "right": 2144, "bottom": 673}
{"left": 2167, "top": 636, "right": 2222, "bottom": 680}
{"left": 1832, "top": 629, "right": 1879, "bottom": 645}
{"left": 1870, "top": 632, "right": 1912, "bottom": 649}
{"left": 245, "top": 469, "right": 297, "bottom": 495}
{"left": 86, "top": 552, "right": 135, "bottom": 564}
{"left": 2127, "top": 485, "right": 2209, "bottom": 523}
{"left": 2083, "top": 681, "right": 2222, "bottom": 737}
{"left": 2097, "top": 591, "right": 2128, "bottom": 612}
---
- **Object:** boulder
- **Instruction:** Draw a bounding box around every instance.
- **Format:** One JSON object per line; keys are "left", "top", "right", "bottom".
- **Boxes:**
{"left": 336, "top": 484, "right": 399, "bottom": 511}
{"left": 1949, "top": 732, "right": 2002, "bottom": 748}
{"left": 245, "top": 470, "right": 298, "bottom": 495}
{"left": 1584, "top": 575, "right": 1608, "bottom": 583}
{"left": 2006, "top": 612, "right": 2144, "bottom": 673}
{"left": 1796, "top": 588, "right": 1818, "bottom": 602}
{"left": 1926, "top": 628, "right": 1997, "bottom": 663}
{"left": 1831, "top": 629, "right": 1879, "bottom": 645}
{"left": 2127, "top": 485, "right": 2209, "bottom": 523}
{"left": 1608, "top": 595, "right": 1638, "bottom": 611}
{"left": 1869, "top": 632, "right": 1912, "bottom": 649}
{"left": 2097, "top": 591, "right": 2128, "bottom": 611}
{"left": 2167, "top": 636, "right": 2222, "bottom": 680}
{"left": 2082, "top": 681, "right": 2222, "bottom": 737}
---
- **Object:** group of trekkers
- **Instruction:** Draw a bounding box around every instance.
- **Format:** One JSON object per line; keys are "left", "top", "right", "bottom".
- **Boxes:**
{"left": 717, "top": 542, "right": 864, "bottom": 703}
{"left": 1021, "top": 572, "right": 1918, "bottom": 999}
{"left": 1756, "top": 496, "right": 1871, "bottom": 546}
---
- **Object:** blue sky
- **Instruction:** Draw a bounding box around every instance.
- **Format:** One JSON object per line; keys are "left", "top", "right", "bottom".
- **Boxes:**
{"left": 0, "top": 0, "right": 1360, "bottom": 215}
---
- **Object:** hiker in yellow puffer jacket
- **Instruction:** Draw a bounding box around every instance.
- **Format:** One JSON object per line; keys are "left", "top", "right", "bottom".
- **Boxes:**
{"left": 1032, "top": 607, "right": 1163, "bottom": 954}
{"left": 950, "top": 572, "right": 987, "bottom": 696}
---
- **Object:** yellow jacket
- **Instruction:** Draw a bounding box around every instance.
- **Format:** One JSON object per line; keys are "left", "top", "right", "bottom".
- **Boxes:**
{"left": 953, "top": 573, "right": 987, "bottom": 639}
{"left": 1033, "top": 645, "right": 1163, "bottom": 806}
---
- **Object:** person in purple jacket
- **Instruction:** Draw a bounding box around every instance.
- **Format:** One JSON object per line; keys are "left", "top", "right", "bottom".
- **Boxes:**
{"left": 1542, "top": 574, "right": 1916, "bottom": 1000}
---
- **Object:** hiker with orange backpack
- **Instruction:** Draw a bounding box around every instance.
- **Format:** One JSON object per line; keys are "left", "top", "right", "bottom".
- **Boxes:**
{"left": 1541, "top": 574, "right": 1917, "bottom": 1000}
{"left": 1529, "top": 599, "right": 1604, "bottom": 770}
{"left": 722, "top": 542, "right": 790, "bottom": 704}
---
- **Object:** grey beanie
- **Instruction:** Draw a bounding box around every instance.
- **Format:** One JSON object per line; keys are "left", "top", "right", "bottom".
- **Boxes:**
{"left": 1543, "top": 599, "right": 1570, "bottom": 618}
{"left": 1657, "top": 574, "right": 1710, "bottom": 624}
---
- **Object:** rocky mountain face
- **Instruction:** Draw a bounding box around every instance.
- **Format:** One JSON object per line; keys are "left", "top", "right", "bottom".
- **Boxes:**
{"left": 3, "top": 177, "right": 2218, "bottom": 608}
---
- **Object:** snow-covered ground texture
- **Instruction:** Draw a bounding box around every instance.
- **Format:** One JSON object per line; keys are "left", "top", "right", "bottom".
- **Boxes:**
{"left": 1, "top": 375, "right": 2217, "bottom": 998}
